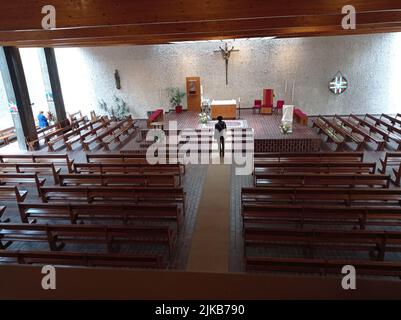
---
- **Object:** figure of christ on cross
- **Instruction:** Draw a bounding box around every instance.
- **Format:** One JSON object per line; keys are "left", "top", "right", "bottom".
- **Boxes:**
{"left": 214, "top": 42, "right": 239, "bottom": 85}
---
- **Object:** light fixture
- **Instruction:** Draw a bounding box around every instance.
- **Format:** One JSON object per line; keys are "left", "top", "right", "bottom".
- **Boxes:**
{"left": 170, "top": 36, "right": 275, "bottom": 44}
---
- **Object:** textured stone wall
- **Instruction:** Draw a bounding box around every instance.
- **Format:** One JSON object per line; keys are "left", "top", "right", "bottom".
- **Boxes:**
{"left": 55, "top": 33, "right": 401, "bottom": 118}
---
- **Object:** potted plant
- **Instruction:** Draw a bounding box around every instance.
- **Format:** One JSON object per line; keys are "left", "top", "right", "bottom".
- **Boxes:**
{"left": 167, "top": 87, "right": 186, "bottom": 113}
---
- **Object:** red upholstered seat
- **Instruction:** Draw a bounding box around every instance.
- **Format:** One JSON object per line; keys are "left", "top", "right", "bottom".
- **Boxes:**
{"left": 149, "top": 109, "right": 163, "bottom": 122}
{"left": 294, "top": 108, "right": 308, "bottom": 126}
{"left": 147, "top": 109, "right": 164, "bottom": 128}
{"left": 276, "top": 100, "right": 285, "bottom": 112}
{"left": 253, "top": 100, "right": 262, "bottom": 114}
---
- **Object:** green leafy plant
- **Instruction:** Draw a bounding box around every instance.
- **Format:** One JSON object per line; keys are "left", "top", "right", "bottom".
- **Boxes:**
{"left": 98, "top": 96, "right": 130, "bottom": 120}
{"left": 167, "top": 87, "right": 186, "bottom": 108}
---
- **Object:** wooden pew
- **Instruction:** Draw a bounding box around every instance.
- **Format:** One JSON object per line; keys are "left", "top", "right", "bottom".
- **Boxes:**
{"left": 36, "top": 123, "right": 58, "bottom": 137}
{"left": 43, "top": 121, "right": 71, "bottom": 143}
{"left": 0, "top": 154, "right": 74, "bottom": 173}
{"left": 241, "top": 187, "right": 401, "bottom": 206}
{"left": 379, "top": 152, "right": 401, "bottom": 185}
{"left": 245, "top": 256, "right": 401, "bottom": 278}
{"left": 40, "top": 186, "right": 186, "bottom": 215}
{"left": 0, "top": 206, "right": 8, "bottom": 223}
{"left": 244, "top": 227, "right": 401, "bottom": 261}
{"left": 47, "top": 118, "right": 104, "bottom": 152}
{"left": 334, "top": 115, "right": 385, "bottom": 151}
{"left": 67, "top": 110, "right": 86, "bottom": 123}
{"left": 100, "top": 119, "right": 136, "bottom": 151}
{"left": 380, "top": 114, "right": 401, "bottom": 127}
{"left": 18, "top": 202, "right": 183, "bottom": 232}
{"left": 254, "top": 162, "right": 376, "bottom": 175}
{"left": 349, "top": 114, "right": 395, "bottom": 145}
{"left": 0, "top": 163, "right": 60, "bottom": 184}
{"left": 58, "top": 173, "right": 178, "bottom": 187}
{"left": 0, "top": 127, "right": 16, "bottom": 146}
{"left": 66, "top": 118, "right": 111, "bottom": 151}
{"left": 254, "top": 152, "right": 365, "bottom": 163}
{"left": 81, "top": 117, "right": 133, "bottom": 151}
{"left": 0, "top": 186, "right": 27, "bottom": 202}
{"left": 365, "top": 114, "right": 401, "bottom": 141}
{"left": 0, "top": 223, "right": 176, "bottom": 258}
{"left": 312, "top": 118, "right": 345, "bottom": 151}
{"left": 0, "top": 173, "right": 45, "bottom": 196}
{"left": 87, "top": 153, "right": 186, "bottom": 175}
{"left": 241, "top": 204, "right": 401, "bottom": 230}
{"left": 0, "top": 250, "right": 165, "bottom": 269}
{"left": 379, "top": 152, "right": 401, "bottom": 173}
{"left": 254, "top": 173, "right": 390, "bottom": 188}
{"left": 320, "top": 116, "right": 365, "bottom": 151}
{"left": 87, "top": 153, "right": 148, "bottom": 164}
{"left": 74, "top": 163, "right": 182, "bottom": 185}
{"left": 394, "top": 163, "right": 401, "bottom": 186}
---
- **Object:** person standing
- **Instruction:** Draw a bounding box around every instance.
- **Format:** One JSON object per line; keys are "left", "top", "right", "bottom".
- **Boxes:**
{"left": 37, "top": 111, "right": 49, "bottom": 129}
{"left": 214, "top": 115, "right": 227, "bottom": 157}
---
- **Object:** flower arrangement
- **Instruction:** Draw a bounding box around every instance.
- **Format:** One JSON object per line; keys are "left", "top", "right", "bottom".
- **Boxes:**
{"left": 280, "top": 122, "right": 292, "bottom": 134}
{"left": 199, "top": 112, "right": 211, "bottom": 124}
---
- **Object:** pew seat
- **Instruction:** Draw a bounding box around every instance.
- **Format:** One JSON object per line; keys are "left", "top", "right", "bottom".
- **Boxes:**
{"left": 0, "top": 250, "right": 166, "bottom": 269}
{"left": 0, "top": 173, "right": 45, "bottom": 196}
{"left": 254, "top": 173, "right": 390, "bottom": 188}
{"left": 245, "top": 256, "right": 401, "bottom": 278}
{"left": 0, "top": 223, "right": 176, "bottom": 258}
{"left": 18, "top": 202, "right": 183, "bottom": 232}
{"left": 0, "top": 186, "right": 27, "bottom": 202}
{"left": 0, "top": 163, "right": 60, "bottom": 184}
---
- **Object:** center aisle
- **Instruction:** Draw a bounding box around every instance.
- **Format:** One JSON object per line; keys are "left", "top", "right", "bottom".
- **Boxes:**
{"left": 186, "top": 164, "right": 231, "bottom": 273}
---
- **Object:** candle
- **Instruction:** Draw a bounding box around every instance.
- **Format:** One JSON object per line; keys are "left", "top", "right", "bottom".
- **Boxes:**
{"left": 292, "top": 82, "right": 295, "bottom": 103}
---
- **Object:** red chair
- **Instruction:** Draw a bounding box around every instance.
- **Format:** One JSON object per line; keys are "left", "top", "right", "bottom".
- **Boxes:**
{"left": 253, "top": 100, "right": 262, "bottom": 114}
{"left": 276, "top": 100, "right": 285, "bottom": 114}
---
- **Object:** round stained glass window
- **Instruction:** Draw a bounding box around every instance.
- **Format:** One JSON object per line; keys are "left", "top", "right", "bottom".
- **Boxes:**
{"left": 329, "top": 72, "right": 348, "bottom": 95}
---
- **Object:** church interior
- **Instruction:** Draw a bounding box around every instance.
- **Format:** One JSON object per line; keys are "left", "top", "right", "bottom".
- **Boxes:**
{"left": 1, "top": 1, "right": 401, "bottom": 300}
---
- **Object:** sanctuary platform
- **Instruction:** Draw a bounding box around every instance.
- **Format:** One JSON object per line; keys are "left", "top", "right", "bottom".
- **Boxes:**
{"left": 121, "top": 109, "right": 322, "bottom": 153}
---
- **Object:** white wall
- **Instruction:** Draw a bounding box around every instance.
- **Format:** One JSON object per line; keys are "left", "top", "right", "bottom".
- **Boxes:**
{"left": 55, "top": 33, "right": 401, "bottom": 118}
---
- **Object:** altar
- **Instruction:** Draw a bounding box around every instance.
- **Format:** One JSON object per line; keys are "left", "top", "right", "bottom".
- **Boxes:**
{"left": 210, "top": 99, "right": 237, "bottom": 119}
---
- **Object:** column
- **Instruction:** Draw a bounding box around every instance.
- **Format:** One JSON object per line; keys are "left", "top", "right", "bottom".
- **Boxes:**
{"left": 0, "top": 47, "right": 38, "bottom": 151}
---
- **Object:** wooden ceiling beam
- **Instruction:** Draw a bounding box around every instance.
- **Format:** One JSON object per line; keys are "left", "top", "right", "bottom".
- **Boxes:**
{"left": 5, "top": 23, "right": 401, "bottom": 48}
{"left": 1, "top": 11, "right": 401, "bottom": 47}
{"left": 1, "top": 0, "right": 401, "bottom": 31}
{"left": 1, "top": 1, "right": 401, "bottom": 47}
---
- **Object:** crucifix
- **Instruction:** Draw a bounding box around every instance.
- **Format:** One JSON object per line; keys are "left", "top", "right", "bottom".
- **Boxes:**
{"left": 214, "top": 42, "right": 239, "bottom": 85}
